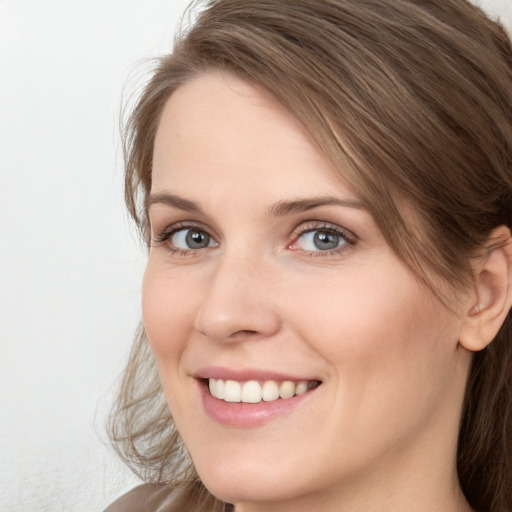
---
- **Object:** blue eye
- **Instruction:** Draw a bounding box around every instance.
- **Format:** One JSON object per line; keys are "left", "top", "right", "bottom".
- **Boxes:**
{"left": 291, "top": 224, "right": 354, "bottom": 254}
{"left": 171, "top": 228, "right": 216, "bottom": 249}
{"left": 296, "top": 230, "right": 345, "bottom": 251}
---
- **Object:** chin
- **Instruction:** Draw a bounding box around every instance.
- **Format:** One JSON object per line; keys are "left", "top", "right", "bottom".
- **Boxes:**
{"left": 199, "top": 469, "right": 307, "bottom": 507}
{"left": 190, "top": 443, "right": 332, "bottom": 507}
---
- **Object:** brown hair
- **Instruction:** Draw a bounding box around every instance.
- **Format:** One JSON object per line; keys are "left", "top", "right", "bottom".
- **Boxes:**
{"left": 108, "top": 1, "right": 512, "bottom": 510}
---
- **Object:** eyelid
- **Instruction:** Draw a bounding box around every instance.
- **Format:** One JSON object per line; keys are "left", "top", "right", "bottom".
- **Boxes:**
{"left": 151, "top": 219, "right": 356, "bottom": 257}
{"left": 288, "top": 221, "right": 357, "bottom": 255}
{"left": 152, "top": 221, "right": 218, "bottom": 250}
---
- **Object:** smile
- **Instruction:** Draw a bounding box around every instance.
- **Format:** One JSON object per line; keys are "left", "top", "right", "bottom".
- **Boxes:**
{"left": 208, "top": 378, "right": 320, "bottom": 403}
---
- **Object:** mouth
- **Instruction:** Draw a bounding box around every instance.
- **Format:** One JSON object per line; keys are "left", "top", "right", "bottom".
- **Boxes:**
{"left": 196, "top": 371, "right": 323, "bottom": 427}
{"left": 206, "top": 378, "right": 321, "bottom": 404}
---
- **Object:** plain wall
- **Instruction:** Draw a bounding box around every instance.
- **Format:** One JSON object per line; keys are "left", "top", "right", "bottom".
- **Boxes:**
{"left": 0, "top": 1, "right": 190, "bottom": 510}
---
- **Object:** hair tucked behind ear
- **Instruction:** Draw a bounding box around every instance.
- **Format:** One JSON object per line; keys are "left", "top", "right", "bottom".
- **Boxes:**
{"left": 109, "top": 1, "right": 512, "bottom": 510}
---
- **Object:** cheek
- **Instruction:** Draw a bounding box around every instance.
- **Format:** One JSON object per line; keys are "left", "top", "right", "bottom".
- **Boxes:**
{"left": 289, "top": 262, "right": 433, "bottom": 355}
{"left": 141, "top": 261, "right": 198, "bottom": 360}
{"left": 288, "top": 262, "right": 460, "bottom": 414}
{"left": 277, "top": 265, "right": 464, "bottom": 476}
{"left": 141, "top": 262, "right": 204, "bottom": 423}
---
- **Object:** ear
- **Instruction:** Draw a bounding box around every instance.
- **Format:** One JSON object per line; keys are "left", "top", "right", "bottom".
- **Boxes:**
{"left": 459, "top": 226, "right": 512, "bottom": 352}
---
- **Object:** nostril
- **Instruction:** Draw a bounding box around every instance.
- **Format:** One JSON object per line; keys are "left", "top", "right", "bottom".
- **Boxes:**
{"left": 195, "top": 300, "right": 281, "bottom": 342}
{"left": 229, "top": 329, "right": 260, "bottom": 339}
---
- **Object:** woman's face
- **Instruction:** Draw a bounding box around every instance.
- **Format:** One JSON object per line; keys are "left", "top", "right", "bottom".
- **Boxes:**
{"left": 144, "top": 73, "right": 472, "bottom": 510}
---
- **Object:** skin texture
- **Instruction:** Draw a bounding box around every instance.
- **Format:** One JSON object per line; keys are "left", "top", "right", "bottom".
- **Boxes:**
{"left": 143, "top": 72, "right": 480, "bottom": 512}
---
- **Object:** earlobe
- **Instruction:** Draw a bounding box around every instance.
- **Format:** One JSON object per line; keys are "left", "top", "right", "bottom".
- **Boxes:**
{"left": 459, "top": 226, "right": 512, "bottom": 352}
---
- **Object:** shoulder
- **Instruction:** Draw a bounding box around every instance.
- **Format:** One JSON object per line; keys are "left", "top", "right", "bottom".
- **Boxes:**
{"left": 104, "top": 483, "right": 173, "bottom": 512}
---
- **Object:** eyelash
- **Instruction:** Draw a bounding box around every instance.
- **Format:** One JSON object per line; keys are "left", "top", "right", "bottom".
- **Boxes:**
{"left": 289, "top": 222, "right": 356, "bottom": 256}
{"left": 152, "top": 221, "right": 213, "bottom": 257}
{"left": 151, "top": 221, "right": 356, "bottom": 257}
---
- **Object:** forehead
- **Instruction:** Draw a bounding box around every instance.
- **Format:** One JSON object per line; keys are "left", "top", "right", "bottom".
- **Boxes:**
{"left": 152, "top": 72, "right": 353, "bottom": 202}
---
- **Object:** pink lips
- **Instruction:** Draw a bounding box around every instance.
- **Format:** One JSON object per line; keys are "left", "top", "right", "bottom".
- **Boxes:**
{"left": 194, "top": 366, "right": 317, "bottom": 383}
{"left": 195, "top": 367, "right": 320, "bottom": 428}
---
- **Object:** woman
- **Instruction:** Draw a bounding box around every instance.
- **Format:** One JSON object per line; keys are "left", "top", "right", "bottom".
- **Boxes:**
{"left": 106, "top": 0, "right": 512, "bottom": 511}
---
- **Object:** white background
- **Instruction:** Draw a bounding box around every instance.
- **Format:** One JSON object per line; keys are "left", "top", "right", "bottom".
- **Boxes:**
{"left": 0, "top": 1, "right": 191, "bottom": 510}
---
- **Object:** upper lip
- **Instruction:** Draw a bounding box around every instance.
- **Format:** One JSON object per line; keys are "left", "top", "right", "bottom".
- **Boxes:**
{"left": 193, "top": 366, "right": 320, "bottom": 382}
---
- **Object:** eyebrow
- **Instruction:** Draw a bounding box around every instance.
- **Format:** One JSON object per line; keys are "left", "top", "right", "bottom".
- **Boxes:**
{"left": 146, "top": 192, "right": 365, "bottom": 217}
{"left": 146, "top": 193, "right": 204, "bottom": 214}
{"left": 267, "top": 196, "right": 365, "bottom": 217}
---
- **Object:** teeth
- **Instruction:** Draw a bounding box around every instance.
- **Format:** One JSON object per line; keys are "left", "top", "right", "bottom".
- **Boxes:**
{"left": 295, "top": 381, "right": 308, "bottom": 395}
{"left": 241, "top": 380, "right": 261, "bottom": 403}
{"left": 224, "top": 380, "right": 241, "bottom": 402}
{"left": 262, "top": 380, "right": 279, "bottom": 401}
{"left": 279, "top": 380, "right": 295, "bottom": 399}
{"left": 208, "top": 378, "right": 314, "bottom": 403}
{"left": 214, "top": 378, "right": 225, "bottom": 399}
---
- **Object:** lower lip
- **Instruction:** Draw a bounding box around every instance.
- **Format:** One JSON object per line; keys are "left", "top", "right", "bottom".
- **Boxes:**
{"left": 198, "top": 380, "right": 317, "bottom": 428}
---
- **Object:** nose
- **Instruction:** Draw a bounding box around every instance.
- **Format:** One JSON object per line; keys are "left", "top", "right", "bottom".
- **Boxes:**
{"left": 194, "top": 253, "right": 281, "bottom": 343}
